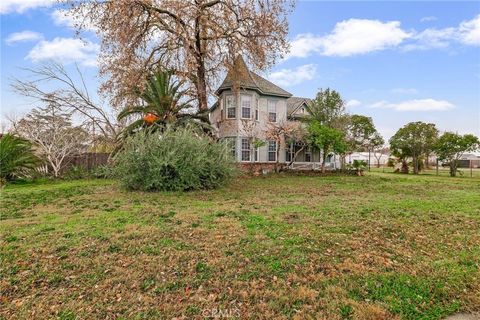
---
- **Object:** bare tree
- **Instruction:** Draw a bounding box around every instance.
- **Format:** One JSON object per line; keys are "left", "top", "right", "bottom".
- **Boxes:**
{"left": 11, "top": 61, "right": 121, "bottom": 150}
{"left": 283, "top": 121, "right": 307, "bottom": 167}
{"left": 11, "top": 102, "right": 88, "bottom": 177}
{"left": 68, "top": 0, "right": 293, "bottom": 111}
{"left": 265, "top": 121, "right": 298, "bottom": 172}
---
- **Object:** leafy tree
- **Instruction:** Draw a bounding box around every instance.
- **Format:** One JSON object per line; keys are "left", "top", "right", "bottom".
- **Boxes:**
{"left": 117, "top": 70, "right": 209, "bottom": 138}
{"left": 434, "top": 132, "right": 479, "bottom": 177}
{"left": 0, "top": 134, "right": 40, "bottom": 184}
{"left": 389, "top": 122, "right": 438, "bottom": 174}
{"left": 69, "top": 0, "right": 292, "bottom": 111}
{"left": 304, "top": 88, "right": 346, "bottom": 127}
{"left": 307, "top": 121, "right": 347, "bottom": 173}
{"left": 343, "top": 115, "right": 383, "bottom": 168}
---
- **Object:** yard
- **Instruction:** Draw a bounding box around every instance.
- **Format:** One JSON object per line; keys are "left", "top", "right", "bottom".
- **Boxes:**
{"left": 1, "top": 173, "right": 479, "bottom": 320}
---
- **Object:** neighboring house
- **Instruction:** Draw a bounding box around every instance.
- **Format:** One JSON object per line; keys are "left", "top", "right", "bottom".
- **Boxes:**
{"left": 348, "top": 152, "right": 390, "bottom": 166}
{"left": 209, "top": 56, "right": 340, "bottom": 170}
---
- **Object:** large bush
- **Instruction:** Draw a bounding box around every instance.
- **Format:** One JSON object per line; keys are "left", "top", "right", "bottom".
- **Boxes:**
{"left": 0, "top": 134, "right": 40, "bottom": 184}
{"left": 113, "top": 127, "right": 236, "bottom": 191}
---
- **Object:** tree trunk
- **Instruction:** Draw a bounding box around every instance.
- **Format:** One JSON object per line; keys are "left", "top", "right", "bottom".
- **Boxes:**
{"left": 275, "top": 145, "right": 281, "bottom": 173}
{"left": 321, "top": 151, "right": 327, "bottom": 174}
{"left": 194, "top": 16, "right": 208, "bottom": 113}
{"left": 401, "top": 160, "right": 409, "bottom": 174}
{"left": 450, "top": 160, "right": 457, "bottom": 177}
{"left": 413, "top": 154, "right": 419, "bottom": 174}
{"left": 195, "top": 63, "right": 208, "bottom": 112}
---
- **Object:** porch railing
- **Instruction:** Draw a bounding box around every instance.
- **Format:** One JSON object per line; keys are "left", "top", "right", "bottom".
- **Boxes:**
{"left": 288, "top": 162, "right": 336, "bottom": 171}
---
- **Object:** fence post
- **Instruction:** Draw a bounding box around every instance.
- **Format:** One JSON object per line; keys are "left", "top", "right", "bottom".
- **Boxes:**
{"left": 471, "top": 160, "right": 473, "bottom": 178}
{"left": 436, "top": 159, "right": 439, "bottom": 176}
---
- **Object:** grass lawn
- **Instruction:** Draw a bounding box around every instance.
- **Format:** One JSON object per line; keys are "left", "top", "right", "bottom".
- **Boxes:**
{"left": 1, "top": 173, "right": 479, "bottom": 319}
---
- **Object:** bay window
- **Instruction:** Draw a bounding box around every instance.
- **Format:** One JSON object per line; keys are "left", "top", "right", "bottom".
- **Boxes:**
{"left": 268, "top": 100, "right": 277, "bottom": 122}
{"left": 241, "top": 95, "right": 251, "bottom": 119}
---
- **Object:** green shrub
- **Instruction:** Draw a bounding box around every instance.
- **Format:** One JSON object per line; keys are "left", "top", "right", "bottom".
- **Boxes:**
{"left": 91, "top": 164, "right": 113, "bottom": 179}
{"left": 113, "top": 127, "right": 236, "bottom": 191}
{"left": 63, "top": 165, "right": 89, "bottom": 180}
{"left": 0, "top": 133, "right": 40, "bottom": 184}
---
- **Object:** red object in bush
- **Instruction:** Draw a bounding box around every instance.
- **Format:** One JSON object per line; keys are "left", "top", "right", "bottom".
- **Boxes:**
{"left": 143, "top": 113, "right": 159, "bottom": 124}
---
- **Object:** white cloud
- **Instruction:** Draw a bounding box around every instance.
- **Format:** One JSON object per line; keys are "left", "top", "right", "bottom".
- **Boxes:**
{"left": 286, "top": 33, "right": 324, "bottom": 59}
{"left": 405, "top": 27, "right": 457, "bottom": 51}
{"left": 287, "top": 15, "right": 480, "bottom": 59}
{"left": 370, "top": 99, "right": 455, "bottom": 111}
{"left": 5, "top": 30, "right": 43, "bottom": 45}
{"left": 420, "top": 16, "right": 437, "bottom": 23}
{"left": 405, "top": 14, "right": 480, "bottom": 51}
{"left": 287, "top": 19, "right": 411, "bottom": 58}
{"left": 0, "top": 0, "right": 56, "bottom": 14}
{"left": 51, "top": 8, "right": 97, "bottom": 32}
{"left": 26, "top": 37, "right": 99, "bottom": 67}
{"left": 459, "top": 14, "right": 480, "bottom": 46}
{"left": 390, "top": 88, "right": 418, "bottom": 94}
{"left": 320, "top": 19, "right": 412, "bottom": 57}
{"left": 346, "top": 99, "right": 362, "bottom": 108}
{"left": 267, "top": 64, "right": 316, "bottom": 87}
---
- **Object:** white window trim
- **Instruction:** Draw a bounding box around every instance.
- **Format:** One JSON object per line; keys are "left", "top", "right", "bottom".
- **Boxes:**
{"left": 268, "top": 140, "right": 277, "bottom": 162}
{"left": 268, "top": 100, "right": 277, "bottom": 122}
{"left": 226, "top": 95, "right": 236, "bottom": 119}
{"left": 224, "top": 137, "right": 236, "bottom": 160}
{"left": 240, "top": 94, "right": 252, "bottom": 119}
{"left": 240, "top": 138, "right": 251, "bottom": 162}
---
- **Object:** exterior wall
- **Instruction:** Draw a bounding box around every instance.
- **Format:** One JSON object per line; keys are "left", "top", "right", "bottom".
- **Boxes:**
{"left": 211, "top": 88, "right": 289, "bottom": 164}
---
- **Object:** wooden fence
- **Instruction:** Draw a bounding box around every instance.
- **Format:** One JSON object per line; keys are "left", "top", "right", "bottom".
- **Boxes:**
{"left": 64, "top": 153, "right": 110, "bottom": 171}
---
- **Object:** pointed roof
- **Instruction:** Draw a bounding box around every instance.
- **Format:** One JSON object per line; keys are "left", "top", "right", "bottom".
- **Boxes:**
{"left": 215, "top": 56, "right": 292, "bottom": 98}
{"left": 287, "top": 97, "right": 311, "bottom": 116}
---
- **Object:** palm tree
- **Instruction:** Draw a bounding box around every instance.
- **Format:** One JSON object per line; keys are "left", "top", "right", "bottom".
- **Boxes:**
{"left": 0, "top": 134, "right": 40, "bottom": 184}
{"left": 118, "top": 70, "right": 209, "bottom": 138}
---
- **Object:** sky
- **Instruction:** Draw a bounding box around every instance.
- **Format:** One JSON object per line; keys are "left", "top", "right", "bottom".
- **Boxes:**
{"left": 1, "top": 0, "right": 479, "bottom": 139}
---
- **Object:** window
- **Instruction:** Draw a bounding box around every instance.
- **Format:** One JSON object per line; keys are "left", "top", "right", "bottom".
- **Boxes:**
{"left": 255, "top": 100, "right": 259, "bottom": 120}
{"left": 268, "top": 100, "right": 277, "bottom": 122}
{"left": 305, "top": 147, "right": 312, "bottom": 162}
{"left": 224, "top": 137, "right": 236, "bottom": 159}
{"left": 254, "top": 146, "right": 259, "bottom": 162}
{"left": 226, "top": 95, "right": 236, "bottom": 119}
{"left": 268, "top": 141, "right": 277, "bottom": 162}
{"left": 241, "top": 95, "right": 251, "bottom": 119}
{"left": 285, "top": 147, "right": 292, "bottom": 162}
{"left": 241, "top": 138, "right": 251, "bottom": 162}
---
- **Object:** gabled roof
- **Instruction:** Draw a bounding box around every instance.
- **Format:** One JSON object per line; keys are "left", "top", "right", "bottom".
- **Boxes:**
{"left": 215, "top": 56, "right": 292, "bottom": 98}
{"left": 287, "top": 97, "right": 311, "bottom": 117}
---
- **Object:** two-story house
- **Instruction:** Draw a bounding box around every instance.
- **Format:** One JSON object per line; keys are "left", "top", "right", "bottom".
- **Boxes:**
{"left": 210, "top": 56, "right": 339, "bottom": 170}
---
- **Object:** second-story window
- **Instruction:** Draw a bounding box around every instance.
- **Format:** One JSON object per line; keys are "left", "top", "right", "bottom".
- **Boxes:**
{"left": 255, "top": 99, "right": 259, "bottom": 121}
{"left": 268, "top": 100, "right": 277, "bottom": 122}
{"left": 241, "top": 95, "right": 251, "bottom": 119}
{"left": 226, "top": 95, "right": 236, "bottom": 119}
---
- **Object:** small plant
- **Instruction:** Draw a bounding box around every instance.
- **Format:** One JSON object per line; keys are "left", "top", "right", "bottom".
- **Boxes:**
{"left": 91, "top": 164, "right": 113, "bottom": 179}
{"left": 63, "top": 165, "right": 89, "bottom": 180}
{"left": 0, "top": 133, "right": 40, "bottom": 184}
{"left": 346, "top": 160, "right": 367, "bottom": 176}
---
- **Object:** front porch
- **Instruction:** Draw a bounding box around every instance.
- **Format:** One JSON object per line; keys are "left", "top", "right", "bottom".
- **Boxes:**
{"left": 287, "top": 161, "right": 338, "bottom": 171}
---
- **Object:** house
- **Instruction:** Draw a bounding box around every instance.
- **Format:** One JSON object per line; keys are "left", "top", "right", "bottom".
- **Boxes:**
{"left": 209, "top": 56, "right": 340, "bottom": 170}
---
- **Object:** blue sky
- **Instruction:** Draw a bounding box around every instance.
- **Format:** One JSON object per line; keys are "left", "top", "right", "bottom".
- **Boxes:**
{"left": 1, "top": 0, "right": 479, "bottom": 139}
